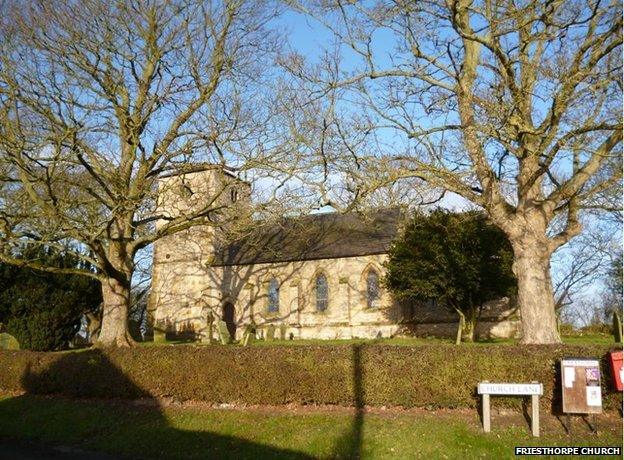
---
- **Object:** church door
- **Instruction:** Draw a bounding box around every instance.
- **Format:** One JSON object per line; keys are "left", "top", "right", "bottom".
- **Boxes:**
{"left": 223, "top": 302, "right": 236, "bottom": 339}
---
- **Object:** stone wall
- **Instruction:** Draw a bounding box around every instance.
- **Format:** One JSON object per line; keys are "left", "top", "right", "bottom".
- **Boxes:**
{"left": 148, "top": 167, "right": 250, "bottom": 339}
{"left": 210, "top": 254, "right": 399, "bottom": 341}
{"left": 152, "top": 249, "right": 403, "bottom": 341}
{"left": 151, "top": 246, "right": 520, "bottom": 341}
{"left": 397, "top": 297, "right": 521, "bottom": 340}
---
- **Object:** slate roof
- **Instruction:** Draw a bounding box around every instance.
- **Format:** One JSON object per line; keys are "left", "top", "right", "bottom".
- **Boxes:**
{"left": 212, "top": 208, "right": 403, "bottom": 266}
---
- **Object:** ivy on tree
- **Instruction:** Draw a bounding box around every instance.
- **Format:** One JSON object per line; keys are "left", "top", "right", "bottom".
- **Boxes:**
{"left": 384, "top": 210, "right": 516, "bottom": 342}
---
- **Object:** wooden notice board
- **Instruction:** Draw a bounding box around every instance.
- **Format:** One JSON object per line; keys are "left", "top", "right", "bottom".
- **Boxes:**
{"left": 561, "top": 358, "right": 602, "bottom": 414}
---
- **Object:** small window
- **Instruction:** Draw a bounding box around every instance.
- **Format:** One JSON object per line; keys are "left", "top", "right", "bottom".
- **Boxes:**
{"left": 267, "top": 278, "right": 279, "bottom": 313}
{"left": 230, "top": 189, "right": 238, "bottom": 203}
{"left": 315, "top": 274, "right": 328, "bottom": 312}
{"left": 366, "top": 269, "right": 380, "bottom": 308}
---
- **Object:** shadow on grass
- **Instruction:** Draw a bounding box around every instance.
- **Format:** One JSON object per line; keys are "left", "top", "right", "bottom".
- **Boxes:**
{"left": 331, "top": 344, "right": 365, "bottom": 458}
{"left": 4, "top": 345, "right": 380, "bottom": 459}
{"left": 4, "top": 349, "right": 314, "bottom": 460}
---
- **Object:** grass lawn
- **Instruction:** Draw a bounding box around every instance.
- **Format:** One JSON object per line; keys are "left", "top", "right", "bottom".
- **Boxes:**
{"left": 139, "top": 333, "right": 619, "bottom": 347}
{"left": 0, "top": 394, "right": 621, "bottom": 459}
{"left": 560, "top": 334, "right": 619, "bottom": 345}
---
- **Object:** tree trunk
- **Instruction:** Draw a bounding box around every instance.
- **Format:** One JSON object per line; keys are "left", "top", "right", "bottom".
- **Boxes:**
{"left": 96, "top": 276, "right": 135, "bottom": 347}
{"left": 463, "top": 307, "right": 477, "bottom": 343}
{"left": 512, "top": 238, "right": 561, "bottom": 344}
{"left": 85, "top": 311, "right": 102, "bottom": 344}
{"left": 455, "top": 311, "right": 465, "bottom": 345}
{"left": 454, "top": 307, "right": 477, "bottom": 343}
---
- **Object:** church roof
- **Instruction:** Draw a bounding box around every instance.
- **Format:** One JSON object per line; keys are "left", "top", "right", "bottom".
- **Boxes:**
{"left": 212, "top": 208, "right": 403, "bottom": 266}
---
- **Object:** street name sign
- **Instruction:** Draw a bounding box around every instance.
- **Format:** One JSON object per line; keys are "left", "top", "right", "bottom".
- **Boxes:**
{"left": 477, "top": 381, "right": 543, "bottom": 437}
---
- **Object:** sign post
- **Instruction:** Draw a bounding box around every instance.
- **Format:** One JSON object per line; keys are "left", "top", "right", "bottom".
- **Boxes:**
{"left": 482, "top": 391, "right": 490, "bottom": 433}
{"left": 477, "top": 381, "right": 543, "bottom": 437}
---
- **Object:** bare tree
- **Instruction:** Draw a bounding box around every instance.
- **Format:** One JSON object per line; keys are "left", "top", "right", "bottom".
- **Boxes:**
{"left": 285, "top": 0, "right": 622, "bottom": 343}
{"left": 560, "top": 297, "right": 605, "bottom": 329}
{"left": 0, "top": 0, "right": 289, "bottom": 346}
{"left": 553, "top": 216, "right": 620, "bottom": 308}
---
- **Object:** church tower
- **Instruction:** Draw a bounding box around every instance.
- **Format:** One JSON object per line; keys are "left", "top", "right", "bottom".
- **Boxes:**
{"left": 148, "top": 164, "right": 250, "bottom": 340}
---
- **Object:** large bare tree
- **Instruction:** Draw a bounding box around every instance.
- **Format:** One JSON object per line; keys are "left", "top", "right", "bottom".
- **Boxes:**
{"left": 0, "top": 0, "right": 289, "bottom": 346}
{"left": 286, "top": 0, "right": 623, "bottom": 343}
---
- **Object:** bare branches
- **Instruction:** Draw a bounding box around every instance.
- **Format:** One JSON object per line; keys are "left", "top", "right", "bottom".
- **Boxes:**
{"left": 545, "top": 128, "right": 623, "bottom": 213}
{"left": 285, "top": 0, "right": 621, "bottom": 242}
{"left": 0, "top": 0, "right": 286, "bottom": 279}
{"left": 280, "top": 0, "right": 622, "bottom": 343}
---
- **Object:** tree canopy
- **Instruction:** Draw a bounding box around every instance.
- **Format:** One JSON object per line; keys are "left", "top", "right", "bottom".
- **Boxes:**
{"left": 0, "top": 248, "right": 101, "bottom": 351}
{"left": 384, "top": 210, "right": 516, "bottom": 340}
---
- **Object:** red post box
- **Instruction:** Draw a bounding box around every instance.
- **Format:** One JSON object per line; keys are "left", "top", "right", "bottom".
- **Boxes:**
{"left": 608, "top": 350, "right": 623, "bottom": 391}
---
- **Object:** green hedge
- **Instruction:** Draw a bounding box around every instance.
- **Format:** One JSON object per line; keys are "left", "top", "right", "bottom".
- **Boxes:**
{"left": 0, "top": 344, "right": 621, "bottom": 412}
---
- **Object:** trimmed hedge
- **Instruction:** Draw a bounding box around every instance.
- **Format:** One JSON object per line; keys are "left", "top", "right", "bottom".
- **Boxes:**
{"left": 0, "top": 344, "right": 621, "bottom": 412}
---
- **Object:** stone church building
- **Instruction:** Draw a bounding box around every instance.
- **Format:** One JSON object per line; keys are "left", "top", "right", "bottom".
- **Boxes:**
{"left": 148, "top": 165, "right": 519, "bottom": 341}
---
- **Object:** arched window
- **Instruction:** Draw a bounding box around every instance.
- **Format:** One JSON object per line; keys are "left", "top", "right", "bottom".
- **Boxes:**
{"left": 315, "top": 274, "right": 328, "bottom": 312}
{"left": 267, "top": 278, "right": 279, "bottom": 313}
{"left": 366, "top": 269, "right": 380, "bottom": 308}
